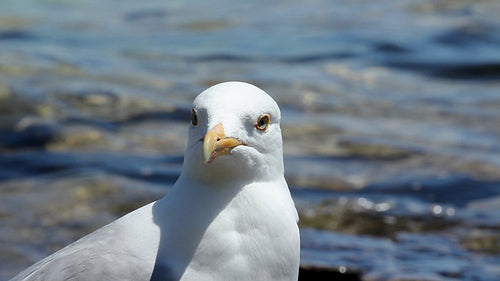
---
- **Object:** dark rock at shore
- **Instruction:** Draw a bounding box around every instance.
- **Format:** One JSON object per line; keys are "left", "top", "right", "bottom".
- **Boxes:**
{"left": 299, "top": 265, "right": 362, "bottom": 281}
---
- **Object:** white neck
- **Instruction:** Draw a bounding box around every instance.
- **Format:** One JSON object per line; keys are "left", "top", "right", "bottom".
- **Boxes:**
{"left": 153, "top": 175, "right": 299, "bottom": 281}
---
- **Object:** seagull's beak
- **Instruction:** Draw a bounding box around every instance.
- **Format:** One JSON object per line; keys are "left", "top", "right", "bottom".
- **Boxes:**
{"left": 203, "top": 123, "right": 244, "bottom": 164}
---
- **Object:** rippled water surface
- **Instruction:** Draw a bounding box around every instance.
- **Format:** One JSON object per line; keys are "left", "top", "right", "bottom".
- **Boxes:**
{"left": 1, "top": 0, "right": 500, "bottom": 280}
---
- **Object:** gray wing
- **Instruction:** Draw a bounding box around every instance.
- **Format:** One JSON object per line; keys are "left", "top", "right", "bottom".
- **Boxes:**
{"left": 10, "top": 224, "right": 153, "bottom": 281}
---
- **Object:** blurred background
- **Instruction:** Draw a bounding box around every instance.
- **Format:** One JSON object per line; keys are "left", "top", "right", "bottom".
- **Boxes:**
{"left": 1, "top": 0, "right": 500, "bottom": 280}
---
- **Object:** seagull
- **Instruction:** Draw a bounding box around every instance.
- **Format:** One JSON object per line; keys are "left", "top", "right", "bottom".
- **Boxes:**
{"left": 11, "top": 81, "right": 300, "bottom": 281}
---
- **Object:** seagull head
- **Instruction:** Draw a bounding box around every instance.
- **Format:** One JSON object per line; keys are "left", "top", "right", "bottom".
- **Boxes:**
{"left": 181, "top": 81, "right": 284, "bottom": 184}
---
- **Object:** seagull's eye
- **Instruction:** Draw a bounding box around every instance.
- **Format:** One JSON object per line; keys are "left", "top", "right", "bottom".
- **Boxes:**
{"left": 191, "top": 109, "right": 198, "bottom": 126}
{"left": 256, "top": 114, "right": 270, "bottom": 131}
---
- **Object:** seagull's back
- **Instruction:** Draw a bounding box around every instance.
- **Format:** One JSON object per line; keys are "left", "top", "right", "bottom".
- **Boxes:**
{"left": 11, "top": 203, "right": 160, "bottom": 281}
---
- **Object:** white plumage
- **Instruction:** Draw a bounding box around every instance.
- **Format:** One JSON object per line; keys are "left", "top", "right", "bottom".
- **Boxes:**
{"left": 11, "top": 81, "right": 300, "bottom": 281}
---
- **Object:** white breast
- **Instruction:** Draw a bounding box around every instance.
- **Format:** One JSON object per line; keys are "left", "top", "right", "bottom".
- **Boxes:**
{"left": 155, "top": 177, "right": 300, "bottom": 281}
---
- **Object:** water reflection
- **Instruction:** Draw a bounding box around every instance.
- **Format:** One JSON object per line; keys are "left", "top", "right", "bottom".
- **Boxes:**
{"left": 1, "top": 0, "right": 500, "bottom": 280}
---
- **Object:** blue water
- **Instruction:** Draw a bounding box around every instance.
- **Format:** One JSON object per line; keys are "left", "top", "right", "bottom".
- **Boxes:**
{"left": 1, "top": 0, "right": 500, "bottom": 280}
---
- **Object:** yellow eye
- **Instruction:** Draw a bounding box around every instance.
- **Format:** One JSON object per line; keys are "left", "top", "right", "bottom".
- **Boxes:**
{"left": 256, "top": 114, "right": 270, "bottom": 131}
{"left": 191, "top": 109, "right": 198, "bottom": 126}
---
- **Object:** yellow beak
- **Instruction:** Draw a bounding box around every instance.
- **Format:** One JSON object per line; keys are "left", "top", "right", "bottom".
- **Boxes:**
{"left": 203, "top": 123, "right": 244, "bottom": 164}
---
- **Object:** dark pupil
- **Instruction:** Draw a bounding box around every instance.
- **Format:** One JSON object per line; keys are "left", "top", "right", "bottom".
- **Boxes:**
{"left": 191, "top": 110, "right": 198, "bottom": 126}
{"left": 259, "top": 116, "right": 268, "bottom": 127}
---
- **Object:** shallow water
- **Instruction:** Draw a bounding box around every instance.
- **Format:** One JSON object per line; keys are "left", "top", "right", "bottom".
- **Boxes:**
{"left": 1, "top": 0, "right": 500, "bottom": 280}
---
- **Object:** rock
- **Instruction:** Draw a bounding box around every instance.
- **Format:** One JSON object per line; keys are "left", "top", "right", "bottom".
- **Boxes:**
{"left": 299, "top": 265, "right": 362, "bottom": 281}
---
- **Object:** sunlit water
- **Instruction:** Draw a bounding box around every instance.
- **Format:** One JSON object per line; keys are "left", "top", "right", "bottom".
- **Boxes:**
{"left": 1, "top": 0, "right": 500, "bottom": 280}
